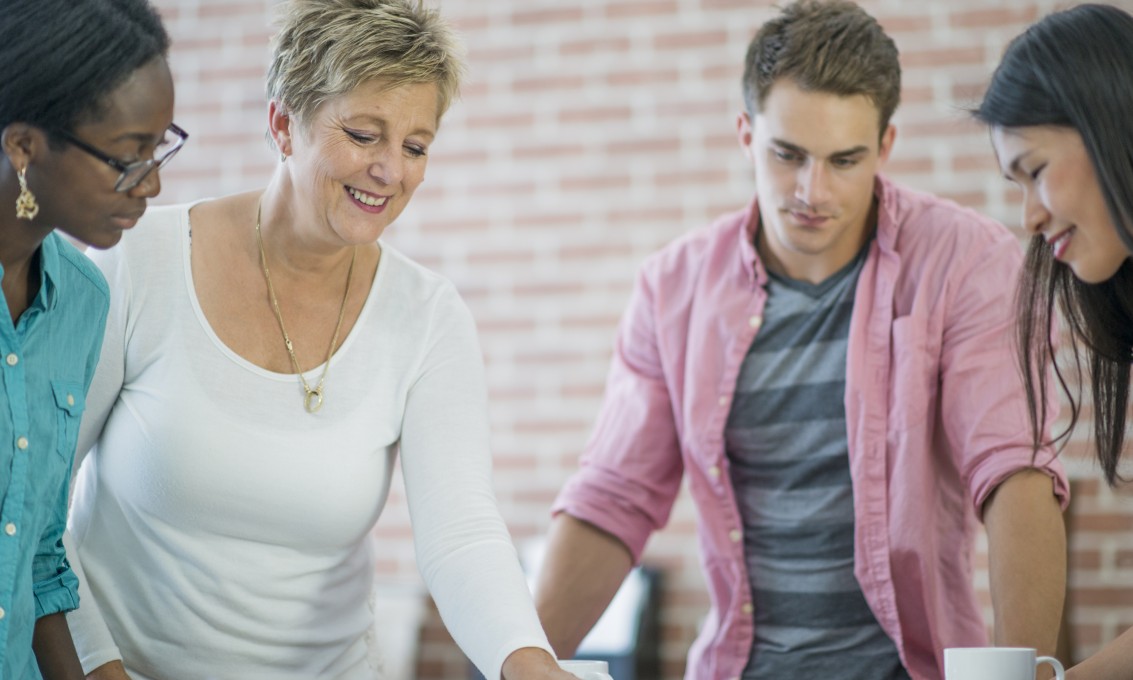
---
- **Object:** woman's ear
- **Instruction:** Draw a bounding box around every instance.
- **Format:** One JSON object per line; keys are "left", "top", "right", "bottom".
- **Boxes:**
{"left": 1, "top": 123, "right": 41, "bottom": 172}
{"left": 267, "top": 100, "right": 293, "bottom": 159}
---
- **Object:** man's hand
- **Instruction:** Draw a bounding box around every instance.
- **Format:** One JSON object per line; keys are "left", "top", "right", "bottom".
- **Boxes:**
{"left": 499, "top": 647, "right": 581, "bottom": 679}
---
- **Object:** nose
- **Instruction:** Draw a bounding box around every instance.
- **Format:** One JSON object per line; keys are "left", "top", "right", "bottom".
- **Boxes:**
{"left": 370, "top": 143, "right": 404, "bottom": 186}
{"left": 127, "top": 167, "right": 162, "bottom": 199}
{"left": 795, "top": 159, "right": 832, "bottom": 207}
{"left": 1021, "top": 187, "right": 1049, "bottom": 236}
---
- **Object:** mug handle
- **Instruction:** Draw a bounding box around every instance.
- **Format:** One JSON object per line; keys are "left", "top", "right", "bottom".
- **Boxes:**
{"left": 1036, "top": 656, "right": 1065, "bottom": 680}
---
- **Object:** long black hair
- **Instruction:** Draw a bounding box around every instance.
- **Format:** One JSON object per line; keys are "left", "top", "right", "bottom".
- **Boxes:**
{"left": 0, "top": 0, "right": 170, "bottom": 139}
{"left": 975, "top": 4, "right": 1133, "bottom": 485}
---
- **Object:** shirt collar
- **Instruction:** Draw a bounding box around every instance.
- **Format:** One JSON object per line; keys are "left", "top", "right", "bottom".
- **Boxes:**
{"left": 872, "top": 174, "right": 899, "bottom": 255}
{"left": 34, "top": 232, "right": 62, "bottom": 312}
{"left": 0, "top": 234, "right": 62, "bottom": 324}
{"left": 738, "top": 196, "right": 767, "bottom": 289}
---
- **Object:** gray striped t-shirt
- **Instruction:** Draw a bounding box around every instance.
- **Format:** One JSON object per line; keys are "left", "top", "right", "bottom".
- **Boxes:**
{"left": 725, "top": 246, "right": 909, "bottom": 679}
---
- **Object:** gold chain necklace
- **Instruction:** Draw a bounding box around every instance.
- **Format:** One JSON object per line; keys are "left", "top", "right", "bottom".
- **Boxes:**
{"left": 255, "top": 202, "right": 357, "bottom": 413}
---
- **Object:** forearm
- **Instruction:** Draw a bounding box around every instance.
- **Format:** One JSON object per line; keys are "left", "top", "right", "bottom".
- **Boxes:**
{"left": 984, "top": 468, "right": 1066, "bottom": 655}
{"left": 1067, "top": 625, "right": 1133, "bottom": 680}
{"left": 534, "top": 514, "right": 634, "bottom": 658}
{"left": 33, "top": 613, "right": 85, "bottom": 680}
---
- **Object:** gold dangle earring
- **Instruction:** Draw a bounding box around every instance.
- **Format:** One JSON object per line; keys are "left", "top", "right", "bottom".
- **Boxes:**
{"left": 15, "top": 167, "right": 38, "bottom": 221}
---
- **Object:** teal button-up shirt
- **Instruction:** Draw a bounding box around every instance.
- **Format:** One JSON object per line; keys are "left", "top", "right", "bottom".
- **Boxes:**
{"left": 0, "top": 233, "right": 108, "bottom": 679}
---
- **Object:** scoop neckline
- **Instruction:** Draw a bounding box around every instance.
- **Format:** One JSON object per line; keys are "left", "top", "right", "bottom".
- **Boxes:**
{"left": 178, "top": 200, "right": 387, "bottom": 382}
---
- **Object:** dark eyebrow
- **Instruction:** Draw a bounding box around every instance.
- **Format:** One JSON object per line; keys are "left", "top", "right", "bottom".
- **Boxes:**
{"left": 831, "top": 145, "right": 869, "bottom": 160}
{"left": 771, "top": 138, "right": 809, "bottom": 156}
{"left": 770, "top": 137, "right": 869, "bottom": 159}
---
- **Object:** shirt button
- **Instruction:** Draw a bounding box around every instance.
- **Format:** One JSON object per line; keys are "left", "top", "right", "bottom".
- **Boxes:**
{"left": 16, "top": 437, "right": 28, "bottom": 450}
{"left": 0, "top": 606, "right": 5, "bottom": 620}
{"left": 3, "top": 524, "right": 14, "bottom": 536}
{"left": 708, "top": 465, "right": 721, "bottom": 479}
{"left": 741, "top": 602, "right": 754, "bottom": 615}
{"left": 5, "top": 353, "right": 16, "bottom": 366}
{"left": 729, "top": 529, "right": 742, "bottom": 543}
{"left": 67, "top": 394, "right": 75, "bottom": 407}
{"left": 718, "top": 395, "right": 728, "bottom": 407}
{"left": 748, "top": 315, "right": 762, "bottom": 329}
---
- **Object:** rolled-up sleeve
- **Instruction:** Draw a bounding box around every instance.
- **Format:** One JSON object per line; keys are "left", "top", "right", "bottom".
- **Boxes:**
{"left": 33, "top": 473, "right": 80, "bottom": 618}
{"left": 939, "top": 234, "right": 1069, "bottom": 514}
{"left": 552, "top": 266, "right": 685, "bottom": 562}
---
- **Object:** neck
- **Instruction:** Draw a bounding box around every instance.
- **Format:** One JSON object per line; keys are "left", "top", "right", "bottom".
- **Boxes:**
{"left": 0, "top": 238, "right": 42, "bottom": 323}
{"left": 0, "top": 180, "right": 52, "bottom": 271}
{"left": 0, "top": 200, "right": 53, "bottom": 322}
{"left": 256, "top": 174, "right": 362, "bottom": 278}
{"left": 756, "top": 200, "right": 878, "bottom": 284}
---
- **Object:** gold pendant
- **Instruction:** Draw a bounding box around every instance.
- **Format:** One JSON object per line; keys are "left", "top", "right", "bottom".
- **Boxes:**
{"left": 304, "top": 387, "right": 324, "bottom": 413}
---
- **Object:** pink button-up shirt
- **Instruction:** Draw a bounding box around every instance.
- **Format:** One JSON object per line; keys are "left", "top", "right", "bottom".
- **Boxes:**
{"left": 553, "top": 176, "right": 1069, "bottom": 680}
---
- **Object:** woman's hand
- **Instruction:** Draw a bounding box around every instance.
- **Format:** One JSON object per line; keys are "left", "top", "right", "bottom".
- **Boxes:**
{"left": 85, "top": 661, "right": 132, "bottom": 680}
{"left": 500, "top": 647, "right": 579, "bottom": 679}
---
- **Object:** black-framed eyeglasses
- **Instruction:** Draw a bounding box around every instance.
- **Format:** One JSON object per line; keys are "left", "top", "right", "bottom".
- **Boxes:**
{"left": 54, "top": 123, "right": 189, "bottom": 192}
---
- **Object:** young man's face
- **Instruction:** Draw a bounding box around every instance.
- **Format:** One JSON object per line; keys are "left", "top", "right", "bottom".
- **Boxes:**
{"left": 738, "top": 78, "right": 895, "bottom": 283}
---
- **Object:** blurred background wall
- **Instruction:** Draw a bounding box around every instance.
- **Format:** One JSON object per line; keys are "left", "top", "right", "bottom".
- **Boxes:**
{"left": 145, "top": 0, "right": 1133, "bottom": 677}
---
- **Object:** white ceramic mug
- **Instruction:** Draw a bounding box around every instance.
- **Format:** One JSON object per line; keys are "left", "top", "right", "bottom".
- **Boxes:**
{"left": 558, "top": 659, "right": 614, "bottom": 680}
{"left": 944, "top": 647, "right": 1065, "bottom": 680}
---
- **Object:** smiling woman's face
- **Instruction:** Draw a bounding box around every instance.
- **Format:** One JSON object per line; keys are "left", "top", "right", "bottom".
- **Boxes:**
{"left": 281, "top": 79, "right": 440, "bottom": 247}
{"left": 992, "top": 124, "right": 1131, "bottom": 283}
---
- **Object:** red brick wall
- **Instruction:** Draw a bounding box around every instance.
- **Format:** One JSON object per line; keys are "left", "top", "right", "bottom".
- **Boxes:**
{"left": 147, "top": 1, "right": 1133, "bottom": 678}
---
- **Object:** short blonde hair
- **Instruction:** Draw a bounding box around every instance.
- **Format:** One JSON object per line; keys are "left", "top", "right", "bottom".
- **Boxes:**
{"left": 266, "top": 0, "right": 464, "bottom": 126}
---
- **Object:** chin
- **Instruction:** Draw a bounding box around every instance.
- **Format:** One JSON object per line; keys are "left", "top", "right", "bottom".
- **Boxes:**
{"left": 1069, "top": 261, "right": 1122, "bottom": 285}
{"left": 74, "top": 229, "right": 126, "bottom": 251}
{"left": 342, "top": 218, "right": 394, "bottom": 245}
{"left": 99, "top": 233, "right": 126, "bottom": 250}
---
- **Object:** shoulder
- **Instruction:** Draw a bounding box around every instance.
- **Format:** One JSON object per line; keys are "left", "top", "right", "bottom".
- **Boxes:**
{"left": 881, "top": 178, "right": 1018, "bottom": 257}
{"left": 50, "top": 233, "right": 109, "bottom": 303}
{"left": 639, "top": 206, "right": 750, "bottom": 287}
{"left": 45, "top": 235, "right": 111, "bottom": 355}
{"left": 88, "top": 202, "right": 190, "bottom": 275}
{"left": 879, "top": 178, "right": 1025, "bottom": 309}
{"left": 127, "top": 202, "right": 191, "bottom": 249}
{"left": 371, "top": 245, "right": 484, "bottom": 374}
{"left": 377, "top": 243, "right": 474, "bottom": 327}
{"left": 379, "top": 244, "right": 462, "bottom": 302}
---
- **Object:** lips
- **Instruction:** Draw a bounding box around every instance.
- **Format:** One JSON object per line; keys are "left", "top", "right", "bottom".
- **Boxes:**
{"left": 346, "top": 186, "right": 389, "bottom": 210}
{"left": 789, "top": 210, "right": 830, "bottom": 228}
{"left": 1047, "top": 228, "right": 1073, "bottom": 260}
{"left": 111, "top": 210, "right": 146, "bottom": 230}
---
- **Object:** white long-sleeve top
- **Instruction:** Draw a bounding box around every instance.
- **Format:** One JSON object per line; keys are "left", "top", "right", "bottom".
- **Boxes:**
{"left": 65, "top": 203, "right": 552, "bottom": 680}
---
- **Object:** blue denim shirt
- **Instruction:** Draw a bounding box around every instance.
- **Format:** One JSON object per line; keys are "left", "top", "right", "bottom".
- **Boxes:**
{"left": 0, "top": 233, "right": 108, "bottom": 679}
